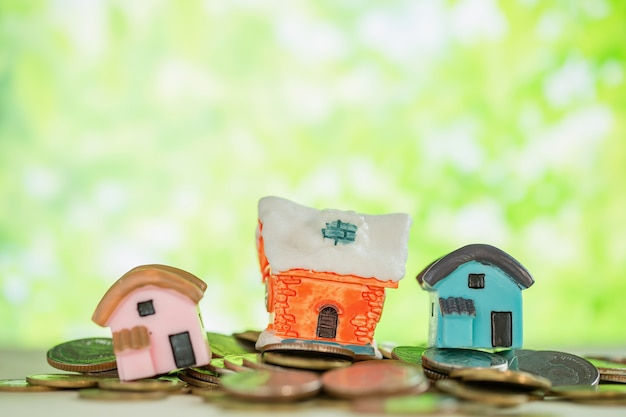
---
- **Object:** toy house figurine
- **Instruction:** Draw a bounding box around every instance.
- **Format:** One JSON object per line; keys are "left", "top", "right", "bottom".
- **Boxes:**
{"left": 255, "top": 196, "right": 412, "bottom": 358}
{"left": 416, "top": 244, "right": 534, "bottom": 349}
{"left": 92, "top": 264, "right": 211, "bottom": 381}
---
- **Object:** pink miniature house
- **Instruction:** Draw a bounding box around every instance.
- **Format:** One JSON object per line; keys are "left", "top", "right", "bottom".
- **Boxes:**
{"left": 92, "top": 264, "right": 211, "bottom": 381}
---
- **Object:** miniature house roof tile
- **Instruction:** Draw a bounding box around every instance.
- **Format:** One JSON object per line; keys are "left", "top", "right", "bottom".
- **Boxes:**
{"left": 258, "top": 196, "right": 412, "bottom": 282}
{"left": 92, "top": 264, "right": 207, "bottom": 327}
{"left": 439, "top": 297, "right": 476, "bottom": 316}
{"left": 417, "top": 244, "right": 534, "bottom": 290}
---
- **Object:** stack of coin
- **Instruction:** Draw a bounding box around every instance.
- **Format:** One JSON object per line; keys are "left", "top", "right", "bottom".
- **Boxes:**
{"left": 586, "top": 357, "right": 626, "bottom": 383}
{"left": 46, "top": 337, "right": 118, "bottom": 375}
{"left": 260, "top": 343, "right": 355, "bottom": 371}
{"left": 7, "top": 331, "right": 625, "bottom": 413}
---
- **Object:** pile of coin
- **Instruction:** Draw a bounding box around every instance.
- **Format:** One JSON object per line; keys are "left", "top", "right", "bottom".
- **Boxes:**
{"left": 3, "top": 331, "right": 626, "bottom": 413}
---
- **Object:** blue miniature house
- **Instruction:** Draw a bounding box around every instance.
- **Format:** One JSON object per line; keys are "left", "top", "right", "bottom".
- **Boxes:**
{"left": 417, "top": 244, "right": 534, "bottom": 349}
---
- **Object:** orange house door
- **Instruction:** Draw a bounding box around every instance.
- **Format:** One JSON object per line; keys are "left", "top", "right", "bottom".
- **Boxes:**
{"left": 316, "top": 306, "right": 338, "bottom": 339}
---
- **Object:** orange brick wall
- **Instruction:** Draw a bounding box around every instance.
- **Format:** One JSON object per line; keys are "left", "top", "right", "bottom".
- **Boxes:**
{"left": 266, "top": 270, "right": 396, "bottom": 346}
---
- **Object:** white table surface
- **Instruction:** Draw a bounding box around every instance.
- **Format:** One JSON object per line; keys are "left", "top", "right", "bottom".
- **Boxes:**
{"left": 1, "top": 348, "right": 625, "bottom": 417}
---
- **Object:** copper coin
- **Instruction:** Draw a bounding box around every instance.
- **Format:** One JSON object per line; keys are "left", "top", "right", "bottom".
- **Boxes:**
{"left": 186, "top": 367, "right": 222, "bottom": 384}
{"left": 0, "top": 379, "right": 58, "bottom": 392}
{"left": 262, "top": 351, "right": 352, "bottom": 371}
{"left": 435, "top": 379, "right": 529, "bottom": 407}
{"left": 516, "top": 350, "right": 600, "bottom": 387}
{"left": 26, "top": 374, "right": 101, "bottom": 389}
{"left": 261, "top": 342, "right": 355, "bottom": 360}
{"left": 221, "top": 369, "right": 321, "bottom": 402}
{"left": 46, "top": 337, "right": 117, "bottom": 373}
{"left": 321, "top": 360, "right": 428, "bottom": 399}
{"left": 79, "top": 388, "right": 168, "bottom": 401}
{"left": 352, "top": 392, "right": 458, "bottom": 414}
{"left": 177, "top": 370, "right": 221, "bottom": 388}
{"left": 422, "top": 348, "right": 508, "bottom": 375}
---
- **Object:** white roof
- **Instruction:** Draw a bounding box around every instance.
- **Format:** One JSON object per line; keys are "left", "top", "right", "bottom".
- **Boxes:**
{"left": 258, "top": 196, "right": 412, "bottom": 282}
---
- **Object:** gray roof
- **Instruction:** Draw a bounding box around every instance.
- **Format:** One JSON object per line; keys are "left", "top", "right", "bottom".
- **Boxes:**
{"left": 416, "top": 244, "right": 534, "bottom": 290}
{"left": 440, "top": 297, "right": 476, "bottom": 316}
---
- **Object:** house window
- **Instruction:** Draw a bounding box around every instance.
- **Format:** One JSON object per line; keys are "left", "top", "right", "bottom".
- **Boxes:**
{"left": 322, "top": 219, "right": 357, "bottom": 245}
{"left": 137, "top": 300, "right": 155, "bottom": 317}
{"left": 468, "top": 273, "right": 485, "bottom": 289}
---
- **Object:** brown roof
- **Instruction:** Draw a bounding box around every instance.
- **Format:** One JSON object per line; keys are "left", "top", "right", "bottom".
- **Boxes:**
{"left": 92, "top": 264, "right": 207, "bottom": 327}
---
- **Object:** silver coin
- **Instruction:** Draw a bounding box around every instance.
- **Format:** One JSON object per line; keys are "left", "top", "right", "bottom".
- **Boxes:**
{"left": 516, "top": 350, "right": 599, "bottom": 387}
{"left": 422, "top": 348, "right": 508, "bottom": 375}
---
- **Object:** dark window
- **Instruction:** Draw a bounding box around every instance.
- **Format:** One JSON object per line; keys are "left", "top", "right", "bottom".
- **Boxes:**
{"left": 137, "top": 300, "right": 155, "bottom": 317}
{"left": 316, "top": 306, "right": 338, "bottom": 339}
{"left": 468, "top": 273, "right": 485, "bottom": 289}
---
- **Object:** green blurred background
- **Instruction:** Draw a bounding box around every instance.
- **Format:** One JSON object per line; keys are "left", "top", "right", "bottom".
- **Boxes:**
{"left": 1, "top": 0, "right": 625, "bottom": 349}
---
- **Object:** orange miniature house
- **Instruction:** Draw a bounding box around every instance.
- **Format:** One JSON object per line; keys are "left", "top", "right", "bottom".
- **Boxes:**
{"left": 92, "top": 264, "right": 211, "bottom": 381}
{"left": 255, "top": 196, "right": 412, "bottom": 358}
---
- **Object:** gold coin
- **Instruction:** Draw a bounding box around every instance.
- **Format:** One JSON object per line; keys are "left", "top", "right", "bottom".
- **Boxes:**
{"left": 435, "top": 379, "right": 529, "bottom": 408}
{"left": 262, "top": 351, "right": 352, "bottom": 371}
{"left": 232, "top": 330, "right": 261, "bottom": 344}
{"left": 261, "top": 342, "right": 355, "bottom": 360}
{"left": 26, "top": 374, "right": 101, "bottom": 389}
{"left": 46, "top": 337, "right": 117, "bottom": 373}
{"left": 243, "top": 354, "right": 286, "bottom": 371}
{"left": 190, "top": 385, "right": 223, "bottom": 398}
{"left": 550, "top": 384, "right": 626, "bottom": 400}
{"left": 0, "top": 379, "right": 58, "bottom": 392}
{"left": 97, "top": 377, "right": 185, "bottom": 392}
{"left": 449, "top": 368, "right": 552, "bottom": 392}
{"left": 79, "top": 388, "right": 168, "bottom": 401}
